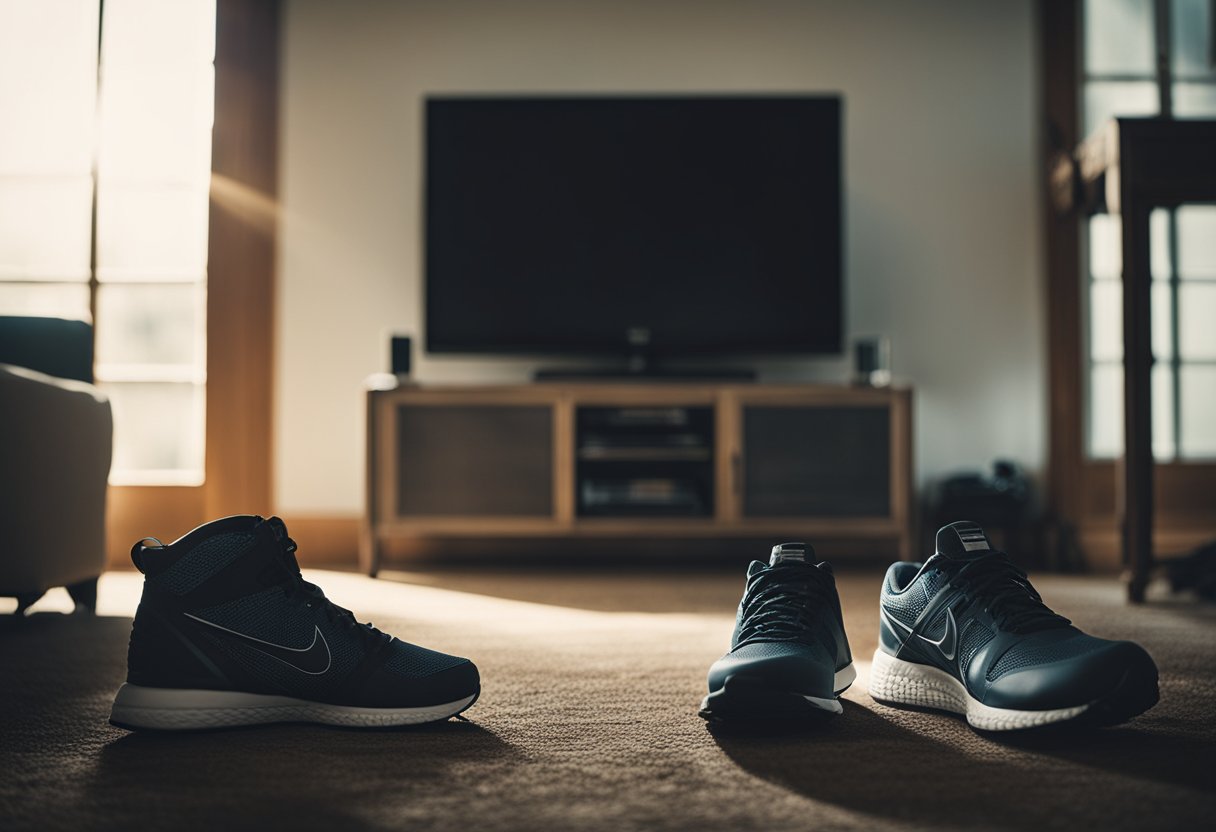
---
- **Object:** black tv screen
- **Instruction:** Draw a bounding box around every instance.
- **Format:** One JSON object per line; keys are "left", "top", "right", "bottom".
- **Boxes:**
{"left": 425, "top": 95, "right": 842, "bottom": 357}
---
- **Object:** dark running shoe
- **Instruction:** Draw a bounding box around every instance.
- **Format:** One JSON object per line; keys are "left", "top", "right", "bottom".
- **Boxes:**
{"left": 870, "top": 521, "right": 1159, "bottom": 731}
{"left": 699, "top": 542, "right": 855, "bottom": 721}
{"left": 110, "top": 515, "right": 479, "bottom": 730}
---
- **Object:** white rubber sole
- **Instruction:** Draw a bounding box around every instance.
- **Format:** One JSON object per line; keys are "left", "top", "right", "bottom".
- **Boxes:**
{"left": 868, "top": 649, "right": 1088, "bottom": 731}
{"left": 792, "top": 663, "right": 858, "bottom": 713}
{"left": 826, "top": 662, "right": 858, "bottom": 706}
{"left": 110, "top": 684, "right": 478, "bottom": 731}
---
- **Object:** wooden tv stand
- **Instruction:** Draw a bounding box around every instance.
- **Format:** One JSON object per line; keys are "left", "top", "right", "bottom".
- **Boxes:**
{"left": 361, "top": 379, "right": 912, "bottom": 574}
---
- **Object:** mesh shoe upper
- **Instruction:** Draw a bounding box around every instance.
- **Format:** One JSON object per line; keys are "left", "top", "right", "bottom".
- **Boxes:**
{"left": 153, "top": 530, "right": 256, "bottom": 595}
{"left": 878, "top": 521, "right": 1157, "bottom": 711}
{"left": 985, "top": 630, "right": 1115, "bottom": 681}
{"left": 126, "top": 515, "right": 479, "bottom": 709}
{"left": 707, "top": 543, "right": 852, "bottom": 700}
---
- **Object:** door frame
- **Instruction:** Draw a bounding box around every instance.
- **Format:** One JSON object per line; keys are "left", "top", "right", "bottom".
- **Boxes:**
{"left": 105, "top": 0, "right": 279, "bottom": 565}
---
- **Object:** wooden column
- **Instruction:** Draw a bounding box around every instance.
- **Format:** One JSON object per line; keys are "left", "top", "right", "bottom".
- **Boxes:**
{"left": 1040, "top": 0, "right": 1083, "bottom": 565}
{"left": 205, "top": 0, "right": 280, "bottom": 520}
{"left": 1077, "top": 119, "right": 1216, "bottom": 599}
{"left": 1119, "top": 197, "right": 1154, "bottom": 603}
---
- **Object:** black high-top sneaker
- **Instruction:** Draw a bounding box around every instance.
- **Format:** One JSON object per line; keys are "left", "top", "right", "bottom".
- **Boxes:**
{"left": 699, "top": 542, "right": 855, "bottom": 721}
{"left": 110, "top": 515, "right": 479, "bottom": 730}
{"left": 870, "top": 521, "right": 1159, "bottom": 731}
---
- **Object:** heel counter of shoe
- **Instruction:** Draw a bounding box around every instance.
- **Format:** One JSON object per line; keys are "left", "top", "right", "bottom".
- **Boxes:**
{"left": 126, "top": 588, "right": 232, "bottom": 690}
{"left": 125, "top": 598, "right": 159, "bottom": 686}
{"left": 829, "top": 589, "right": 854, "bottom": 668}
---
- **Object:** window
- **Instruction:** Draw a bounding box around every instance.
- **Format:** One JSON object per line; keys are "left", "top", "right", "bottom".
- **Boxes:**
{"left": 1082, "top": 0, "right": 1216, "bottom": 460}
{"left": 0, "top": 0, "right": 216, "bottom": 485}
{"left": 0, "top": 1, "right": 97, "bottom": 319}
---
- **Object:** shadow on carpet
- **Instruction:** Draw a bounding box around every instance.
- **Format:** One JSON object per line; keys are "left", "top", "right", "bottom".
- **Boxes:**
{"left": 709, "top": 698, "right": 1216, "bottom": 830}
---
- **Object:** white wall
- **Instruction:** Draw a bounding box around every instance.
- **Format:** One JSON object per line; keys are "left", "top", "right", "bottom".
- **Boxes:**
{"left": 278, "top": 0, "right": 1044, "bottom": 515}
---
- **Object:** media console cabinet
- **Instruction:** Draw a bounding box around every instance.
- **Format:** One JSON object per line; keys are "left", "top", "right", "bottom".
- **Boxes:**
{"left": 361, "top": 380, "right": 913, "bottom": 574}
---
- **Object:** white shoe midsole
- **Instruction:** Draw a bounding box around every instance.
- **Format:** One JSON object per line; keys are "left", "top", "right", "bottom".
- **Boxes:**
{"left": 868, "top": 648, "right": 1088, "bottom": 731}
{"left": 833, "top": 662, "right": 857, "bottom": 694}
{"left": 800, "top": 664, "right": 856, "bottom": 714}
{"left": 110, "top": 684, "right": 476, "bottom": 730}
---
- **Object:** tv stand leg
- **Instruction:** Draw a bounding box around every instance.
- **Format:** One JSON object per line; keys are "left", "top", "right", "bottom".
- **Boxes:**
{"left": 359, "top": 523, "right": 380, "bottom": 578}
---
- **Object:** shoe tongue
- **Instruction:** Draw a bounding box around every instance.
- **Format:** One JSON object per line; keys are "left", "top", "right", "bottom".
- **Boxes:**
{"left": 936, "top": 521, "right": 993, "bottom": 559}
{"left": 260, "top": 516, "right": 301, "bottom": 573}
{"left": 769, "top": 542, "right": 813, "bottom": 567}
{"left": 264, "top": 516, "right": 295, "bottom": 551}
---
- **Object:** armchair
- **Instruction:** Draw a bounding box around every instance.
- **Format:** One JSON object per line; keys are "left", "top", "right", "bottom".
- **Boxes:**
{"left": 0, "top": 317, "right": 112, "bottom": 614}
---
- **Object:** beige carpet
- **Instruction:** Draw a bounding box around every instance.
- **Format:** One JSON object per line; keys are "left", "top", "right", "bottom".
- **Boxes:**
{"left": 1, "top": 566, "right": 1214, "bottom": 831}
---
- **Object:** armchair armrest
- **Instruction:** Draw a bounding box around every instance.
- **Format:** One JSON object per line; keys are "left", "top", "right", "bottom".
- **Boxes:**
{"left": 0, "top": 364, "right": 113, "bottom": 594}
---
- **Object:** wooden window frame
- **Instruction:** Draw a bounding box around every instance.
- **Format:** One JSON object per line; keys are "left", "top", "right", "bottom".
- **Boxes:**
{"left": 1040, "top": 0, "right": 1216, "bottom": 582}
{"left": 106, "top": 0, "right": 278, "bottom": 565}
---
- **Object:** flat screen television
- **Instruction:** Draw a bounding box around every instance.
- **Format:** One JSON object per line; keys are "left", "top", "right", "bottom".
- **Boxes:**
{"left": 425, "top": 95, "right": 842, "bottom": 360}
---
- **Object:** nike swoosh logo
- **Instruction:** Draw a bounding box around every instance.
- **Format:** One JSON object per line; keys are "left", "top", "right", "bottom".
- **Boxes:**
{"left": 924, "top": 607, "right": 958, "bottom": 660}
{"left": 881, "top": 605, "right": 958, "bottom": 662}
{"left": 184, "top": 613, "right": 332, "bottom": 675}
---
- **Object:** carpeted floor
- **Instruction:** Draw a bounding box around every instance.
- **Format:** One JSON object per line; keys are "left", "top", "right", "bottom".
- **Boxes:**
{"left": 1, "top": 566, "right": 1214, "bottom": 831}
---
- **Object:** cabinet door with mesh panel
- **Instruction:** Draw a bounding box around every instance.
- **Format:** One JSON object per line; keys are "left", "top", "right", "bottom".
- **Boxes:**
{"left": 395, "top": 404, "right": 554, "bottom": 518}
{"left": 742, "top": 404, "right": 892, "bottom": 518}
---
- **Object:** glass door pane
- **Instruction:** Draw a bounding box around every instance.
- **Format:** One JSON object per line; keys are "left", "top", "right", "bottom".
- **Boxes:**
{"left": 95, "top": 0, "right": 216, "bottom": 485}
{"left": 1085, "top": 0, "right": 1157, "bottom": 75}
{"left": 0, "top": 0, "right": 98, "bottom": 284}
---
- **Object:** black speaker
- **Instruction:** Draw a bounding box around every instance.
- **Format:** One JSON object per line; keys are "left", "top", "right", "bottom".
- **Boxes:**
{"left": 390, "top": 335, "right": 412, "bottom": 377}
{"left": 853, "top": 336, "right": 891, "bottom": 387}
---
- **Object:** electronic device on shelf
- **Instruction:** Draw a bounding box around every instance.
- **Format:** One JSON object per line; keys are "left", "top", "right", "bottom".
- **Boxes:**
{"left": 389, "top": 334, "right": 412, "bottom": 377}
{"left": 580, "top": 478, "right": 706, "bottom": 517}
{"left": 424, "top": 95, "right": 843, "bottom": 377}
{"left": 575, "top": 405, "right": 715, "bottom": 517}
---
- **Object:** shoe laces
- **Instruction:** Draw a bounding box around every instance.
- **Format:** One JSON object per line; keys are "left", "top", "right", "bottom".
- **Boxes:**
{"left": 262, "top": 517, "right": 392, "bottom": 651}
{"left": 735, "top": 564, "right": 834, "bottom": 649}
{"left": 950, "top": 552, "right": 1071, "bottom": 633}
